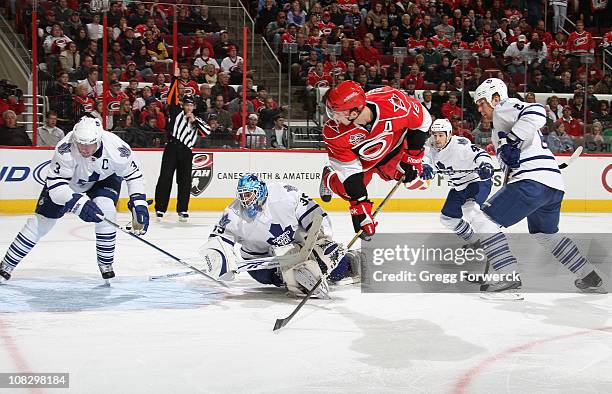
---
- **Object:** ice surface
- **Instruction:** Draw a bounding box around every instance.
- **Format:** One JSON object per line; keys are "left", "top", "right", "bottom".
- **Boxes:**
{"left": 1, "top": 212, "right": 611, "bottom": 394}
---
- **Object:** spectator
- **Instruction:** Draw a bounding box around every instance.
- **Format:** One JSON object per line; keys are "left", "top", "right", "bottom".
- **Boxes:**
{"left": 407, "top": 29, "right": 428, "bottom": 55}
{"left": 90, "top": 100, "right": 104, "bottom": 123}
{"left": 354, "top": 36, "right": 380, "bottom": 68}
{"left": 256, "top": 0, "right": 279, "bottom": 34}
{"left": 550, "top": 0, "right": 568, "bottom": 34}
{"left": 236, "top": 114, "right": 266, "bottom": 148}
{"left": 73, "top": 83, "right": 95, "bottom": 119}
{"left": 559, "top": 105, "right": 584, "bottom": 138}
{"left": 470, "top": 33, "right": 492, "bottom": 57}
{"left": 585, "top": 85, "right": 599, "bottom": 110}
{"left": 584, "top": 121, "right": 606, "bottom": 152}
{"left": 0, "top": 83, "right": 25, "bottom": 127}
{"left": 86, "top": 14, "right": 104, "bottom": 41}
{"left": 107, "top": 1, "right": 125, "bottom": 28}
{"left": 221, "top": 45, "right": 245, "bottom": 84}
{"left": 375, "top": 17, "right": 391, "bottom": 42}
{"left": 383, "top": 26, "right": 404, "bottom": 54}
{"left": 194, "top": 83, "right": 213, "bottom": 118}
{"left": 196, "top": 5, "right": 221, "bottom": 33}
{"left": 45, "top": 72, "right": 73, "bottom": 130}
{"left": 570, "top": 93, "right": 592, "bottom": 124}
{"left": 472, "top": 118, "right": 493, "bottom": 147}
{"left": 566, "top": 20, "right": 594, "bottom": 57}
{"left": 203, "top": 64, "right": 218, "bottom": 85}
{"left": 417, "top": 14, "right": 436, "bottom": 38}
{"left": 59, "top": 41, "right": 81, "bottom": 77}
{"left": 78, "top": 68, "right": 102, "bottom": 98}
{"left": 53, "top": 0, "right": 72, "bottom": 23}
{"left": 593, "top": 74, "right": 610, "bottom": 94}
{"left": 210, "top": 72, "right": 237, "bottom": 103}
{"left": 258, "top": 97, "right": 285, "bottom": 130}
{"left": 120, "top": 27, "right": 141, "bottom": 58}
{"left": 37, "top": 111, "right": 64, "bottom": 147}
{"left": 204, "top": 113, "right": 233, "bottom": 148}
{"left": 228, "top": 95, "right": 255, "bottom": 115}
{"left": 503, "top": 34, "right": 529, "bottom": 75}
{"left": 133, "top": 45, "right": 155, "bottom": 78}
{"left": 65, "top": 12, "right": 83, "bottom": 40}
{"left": 432, "top": 81, "right": 450, "bottom": 106}
{"left": 490, "top": 31, "right": 508, "bottom": 58}
{"left": 527, "top": 33, "right": 548, "bottom": 69}
{"left": 139, "top": 114, "right": 165, "bottom": 143}
{"left": 139, "top": 97, "right": 166, "bottom": 130}
{"left": 214, "top": 30, "right": 238, "bottom": 60}
{"left": 459, "top": 17, "right": 477, "bottom": 43}
{"left": 0, "top": 111, "right": 31, "bottom": 146}
{"left": 207, "top": 95, "right": 232, "bottom": 131}
{"left": 403, "top": 64, "right": 425, "bottom": 89}
{"left": 81, "top": 39, "right": 102, "bottom": 66}
{"left": 151, "top": 73, "right": 169, "bottom": 101}
{"left": 129, "top": 3, "right": 150, "bottom": 28}
{"left": 132, "top": 85, "right": 155, "bottom": 112}
{"left": 527, "top": 70, "right": 552, "bottom": 93}
{"left": 194, "top": 46, "right": 219, "bottom": 72}
{"left": 441, "top": 93, "right": 462, "bottom": 120}
{"left": 546, "top": 95, "right": 564, "bottom": 123}
{"left": 421, "top": 90, "right": 441, "bottom": 119}
{"left": 432, "top": 25, "right": 452, "bottom": 51}
{"left": 270, "top": 115, "right": 287, "bottom": 149}
{"left": 548, "top": 121, "right": 575, "bottom": 153}
{"left": 287, "top": 1, "right": 307, "bottom": 27}
{"left": 120, "top": 61, "right": 144, "bottom": 82}
{"left": 524, "top": 92, "right": 537, "bottom": 103}
{"left": 450, "top": 115, "right": 474, "bottom": 142}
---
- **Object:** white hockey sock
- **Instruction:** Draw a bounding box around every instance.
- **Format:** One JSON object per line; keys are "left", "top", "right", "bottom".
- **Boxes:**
{"left": 454, "top": 219, "right": 475, "bottom": 242}
{"left": 2, "top": 215, "right": 55, "bottom": 273}
{"left": 96, "top": 232, "right": 116, "bottom": 268}
{"left": 2, "top": 232, "right": 37, "bottom": 272}
{"left": 533, "top": 233, "right": 593, "bottom": 278}
{"left": 480, "top": 232, "right": 518, "bottom": 273}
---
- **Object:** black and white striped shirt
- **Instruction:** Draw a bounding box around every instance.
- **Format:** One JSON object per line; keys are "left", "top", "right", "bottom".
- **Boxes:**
{"left": 171, "top": 111, "right": 209, "bottom": 149}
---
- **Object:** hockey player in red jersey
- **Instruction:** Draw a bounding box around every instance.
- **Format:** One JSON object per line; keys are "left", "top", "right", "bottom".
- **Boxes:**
{"left": 319, "top": 81, "right": 432, "bottom": 238}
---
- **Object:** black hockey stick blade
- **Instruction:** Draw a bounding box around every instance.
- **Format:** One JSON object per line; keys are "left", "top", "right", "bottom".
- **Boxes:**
{"left": 273, "top": 277, "right": 323, "bottom": 331}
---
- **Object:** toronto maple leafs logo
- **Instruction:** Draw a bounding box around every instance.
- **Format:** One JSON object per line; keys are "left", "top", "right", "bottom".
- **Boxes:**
{"left": 58, "top": 142, "right": 71, "bottom": 155}
{"left": 388, "top": 93, "right": 407, "bottom": 112}
{"left": 77, "top": 171, "right": 100, "bottom": 186}
{"left": 213, "top": 213, "right": 230, "bottom": 234}
{"left": 266, "top": 223, "right": 295, "bottom": 247}
{"left": 118, "top": 145, "right": 131, "bottom": 158}
{"left": 283, "top": 185, "right": 298, "bottom": 192}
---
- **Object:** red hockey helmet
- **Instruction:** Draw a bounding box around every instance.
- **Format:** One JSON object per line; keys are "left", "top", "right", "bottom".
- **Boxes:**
{"left": 325, "top": 80, "right": 366, "bottom": 120}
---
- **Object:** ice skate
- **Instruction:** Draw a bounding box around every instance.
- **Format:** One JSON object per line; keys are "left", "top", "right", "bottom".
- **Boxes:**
{"left": 575, "top": 270, "right": 607, "bottom": 294}
{"left": 319, "top": 166, "right": 333, "bottom": 203}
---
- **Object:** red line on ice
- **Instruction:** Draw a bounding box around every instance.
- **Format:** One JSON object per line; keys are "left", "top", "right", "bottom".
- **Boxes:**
{"left": 452, "top": 326, "right": 612, "bottom": 394}
{"left": 0, "top": 319, "right": 44, "bottom": 394}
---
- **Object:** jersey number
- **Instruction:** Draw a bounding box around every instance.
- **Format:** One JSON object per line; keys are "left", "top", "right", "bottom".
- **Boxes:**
{"left": 52, "top": 162, "right": 60, "bottom": 174}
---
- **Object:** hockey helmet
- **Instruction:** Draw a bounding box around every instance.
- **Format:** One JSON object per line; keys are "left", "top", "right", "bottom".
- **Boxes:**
{"left": 473, "top": 78, "right": 508, "bottom": 107}
{"left": 237, "top": 174, "right": 268, "bottom": 218}
{"left": 430, "top": 118, "right": 452, "bottom": 150}
{"left": 325, "top": 80, "right": 366, "bottom": 121}
{"left": 72, "top": 116, "right": 103, "bottom": 157}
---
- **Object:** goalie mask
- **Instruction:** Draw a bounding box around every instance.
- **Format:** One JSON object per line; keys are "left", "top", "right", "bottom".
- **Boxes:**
{"left": 430, "top": 118, "right": 452, "bottom": 150}
{"left": 237, "top": 174, "right": 268, "bottom": 218}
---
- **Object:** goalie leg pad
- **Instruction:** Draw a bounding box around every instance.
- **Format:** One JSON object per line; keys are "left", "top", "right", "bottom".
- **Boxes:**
{"left": 197, "top": 237, "right": 238, "bottom": 281}
{"left": 282, "top": 260, "right": 330, "bottom": 299}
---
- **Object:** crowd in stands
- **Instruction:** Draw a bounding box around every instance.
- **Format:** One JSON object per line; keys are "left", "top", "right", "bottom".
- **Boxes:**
{"left": 0, "top": 0, "right": 610, "bottom": 152}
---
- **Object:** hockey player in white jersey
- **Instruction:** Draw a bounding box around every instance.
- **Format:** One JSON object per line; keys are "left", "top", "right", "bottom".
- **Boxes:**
{"left": 0, "top": 116, "right": 150, "bottom": 282}
{"left": 473, "top": 78, "right": 604, "bottom": 292}
{"left": 196, "top": 174, "right": 359, "bottom": 298}
{"left": 420, "top": 119, "right": 495, "bottom": 243}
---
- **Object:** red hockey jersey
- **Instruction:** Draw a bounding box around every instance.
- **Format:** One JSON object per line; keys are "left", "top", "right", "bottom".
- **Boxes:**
{"left": 323, "top": 86, "right": 430, "bottom": 181}
{"left": 566, "top": 31, "right": 595, "bottom": 54}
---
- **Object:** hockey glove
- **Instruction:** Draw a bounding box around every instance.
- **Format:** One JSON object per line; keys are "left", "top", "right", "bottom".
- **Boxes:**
{"left": 420, "top": 164, "right": 436, "bottom": 180}
{"left": 66, "top": 194, "right": 104, "bottom": 223}
{"left": 497, "top": 142, "right": 520, "bottom": 169}
{"left": 394, "top": 149, "right": 424, "bottom": 183}
{"left": 349, "top": 199, "right": 377, "bottom": 239}
{"left": 476, "top": 162, "right": 495, "bottom": 180}
{"left": 127, "top": 193, "right": 151, "bottom": 235}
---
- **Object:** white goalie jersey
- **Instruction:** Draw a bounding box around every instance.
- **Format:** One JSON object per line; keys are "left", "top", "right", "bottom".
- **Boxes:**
{"left": 425, "top": 137, "right": 493, "bottom": 190}
{"left": 208, "top": 182, "right": 332, "bottom": 262}
{"left": 45, "top": 131, "right": 146, "bottom": 205}
{"left": 492, "top": 98, "right": 564, "bottom": 191}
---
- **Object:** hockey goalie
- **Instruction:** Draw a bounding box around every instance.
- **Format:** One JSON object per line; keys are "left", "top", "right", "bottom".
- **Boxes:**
{"left": 195, "top": 174, "right": 361, "bottom": 298}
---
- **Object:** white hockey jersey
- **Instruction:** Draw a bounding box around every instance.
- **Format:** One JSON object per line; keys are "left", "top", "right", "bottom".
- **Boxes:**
{"left": 425, "top": 136, "right": 493, "bottom": 190}
{"left": 45, "top": 131, "right": 146, "bottom": 205}
{"left": 492, "top": 98, "right": 564, "bottom": 191}
{"left": 209, "top": 182, "right": 332, "bottom": 260}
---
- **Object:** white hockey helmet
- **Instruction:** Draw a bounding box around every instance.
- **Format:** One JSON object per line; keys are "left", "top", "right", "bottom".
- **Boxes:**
{"left": 72, "top": 116, "right": 103, "bottom": 146}
{"left": 473, "top": 78, "right": 508, "bottom": 107}
{"left": 430, "top": 118, "right": 452, "bottom": 150}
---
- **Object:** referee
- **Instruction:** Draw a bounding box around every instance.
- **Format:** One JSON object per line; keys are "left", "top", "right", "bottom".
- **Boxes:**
{"left": 154, "top": 67, "right": 209, "bottom": 222}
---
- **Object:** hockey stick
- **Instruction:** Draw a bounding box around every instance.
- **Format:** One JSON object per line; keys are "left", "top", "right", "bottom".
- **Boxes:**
{"left": 103, "top": 218, "right": 229, "bottom": 288}
{"left": 437, "top": 148, "right": 584, "bottom": 175}
{"left": 273, "top": 177, "right": 405, "bottom": 331}
{"left": 149, "top": 215, "right": 323, "bottom": 280}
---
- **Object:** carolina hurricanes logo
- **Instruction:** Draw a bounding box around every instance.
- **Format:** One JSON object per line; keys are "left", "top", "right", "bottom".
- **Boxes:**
{"left": 315, "top": 80, "right": 330, "bottom": 88}
{"left": 348, "top": 133, "right": 365, "bottom": 145}
{"left": 356, "top": 131, "right": 393, "bottom": 161}
{"left": 574, "top": 36, "right": 588, "bottom": 46}
{"left": 191, "top": 153, "right": 214, "bottom": 196}
{"left": 107, "top": 100, "right": 121, "bottom": 113}
{"left": 82, "top": 102, "right": 93, "bottom": 112}
{"left": 388, "top": 94, "right": 407, "bottom": 112}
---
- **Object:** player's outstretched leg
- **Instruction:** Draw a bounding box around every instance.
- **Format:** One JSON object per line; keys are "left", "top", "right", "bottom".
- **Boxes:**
{"left": 93, "top": 197, "right": 117, "bottom": 280}
{"left": 0, "top": 215, "right": 56, "bottom": 281}
{"left": 533, "top": 233, "right": 605, "bottom": 293}
{"left": 319, "top": 166, "right": 334, "bottom": 202}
